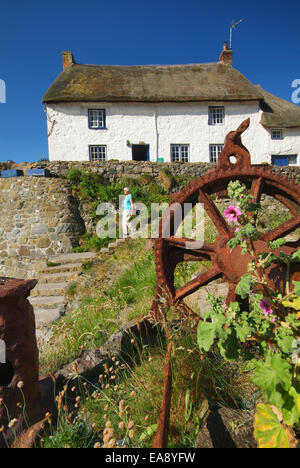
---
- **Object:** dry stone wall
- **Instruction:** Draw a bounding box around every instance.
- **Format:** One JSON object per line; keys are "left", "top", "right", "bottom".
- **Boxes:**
{"left": 0, "top": 177, "right": 85, "bottom": 278}
{"left": 6, "top": 160, "right": 300, "bottom": 184}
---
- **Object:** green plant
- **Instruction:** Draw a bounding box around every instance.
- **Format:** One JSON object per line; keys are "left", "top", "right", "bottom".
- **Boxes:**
{"left": 46, "top": 261, "right": 61, "bottom": 268}
{"left": 197, "top": 180, "right": 300, "bottom": 448}
{"left": 67, "top": 283, "right": 77, "bottom": 296}
{"left": 82, "top": 261, "right": 92, "bottom": 273}
{"left": 159, "top": 168, "right": 176, "bottom": 193}
{"left": 74, "top": 233, "right": 111, "bottom": 253}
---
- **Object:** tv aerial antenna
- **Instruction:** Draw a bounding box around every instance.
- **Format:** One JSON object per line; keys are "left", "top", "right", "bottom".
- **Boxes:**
{"left": 230, "top": 19, "right": 243, "bottom": 49}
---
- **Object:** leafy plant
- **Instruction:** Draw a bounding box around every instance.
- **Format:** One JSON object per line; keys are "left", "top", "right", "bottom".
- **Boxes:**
{"left": 197, "top": 180, "right": 300, "bottom": 448}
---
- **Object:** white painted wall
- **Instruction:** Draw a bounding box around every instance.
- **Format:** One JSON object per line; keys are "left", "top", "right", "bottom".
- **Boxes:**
{"left": 45, "top": 101, "right": 300, "bottom": 165}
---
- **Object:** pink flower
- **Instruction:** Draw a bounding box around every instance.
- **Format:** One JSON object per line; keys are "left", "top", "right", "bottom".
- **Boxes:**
{"left": 224, "top": 206, "right": 242, "bottom": 223}
{"left": 259, "top": 299, "right": 273, "bottom": 316}
{"left": 235, "top": 227, "right": 240, "bottom": 232}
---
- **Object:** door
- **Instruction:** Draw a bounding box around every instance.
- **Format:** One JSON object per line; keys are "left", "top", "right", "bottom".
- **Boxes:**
{"left": 271, "top": 155, "right": 289, "bottom": 166}
{"left": 132, "top": 144, "right": 149, "bottom": 161}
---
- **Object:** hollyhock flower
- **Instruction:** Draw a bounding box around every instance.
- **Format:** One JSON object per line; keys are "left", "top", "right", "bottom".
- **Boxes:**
{"left": 224, "top": 205, "right": 242, "bottom": 223}
{"left": 259, "top": 299, "right": 273, "bottom": 316}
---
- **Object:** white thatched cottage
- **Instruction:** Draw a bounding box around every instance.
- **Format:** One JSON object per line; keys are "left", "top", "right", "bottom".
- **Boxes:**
{"left": 42, "top": 45, "right": 300, "bottom": 166}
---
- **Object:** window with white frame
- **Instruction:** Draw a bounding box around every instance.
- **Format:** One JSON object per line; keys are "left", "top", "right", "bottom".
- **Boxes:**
{"left": 170, "top": 144, "right": 189, "bottom": 162}
{"left": 209, "top": 144, "right": 224, "bottom": 163}
{"left": 271, "top": 129, "right": 283, "bottom": 140}
{"left": 208, "top": 106, "right": 225, "bottom": 125}
{"left": 88, "top": 109, "right": 106, "bottom": 129}
{"left": 89, "top": 145, "right": 107, "bottom": 161}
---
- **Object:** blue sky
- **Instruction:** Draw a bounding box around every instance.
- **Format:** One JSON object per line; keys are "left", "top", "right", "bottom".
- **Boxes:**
{"left": 0, "top": 0, "right": 299, "bottom": 163}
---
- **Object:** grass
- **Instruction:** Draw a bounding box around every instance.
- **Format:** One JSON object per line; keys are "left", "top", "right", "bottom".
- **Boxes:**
{"left": 40, "top": 328, "right": 255, "bottom": 449}
{"left": 66, "top": 168, "right": 168, "bottom": 209}
{"left": 73, "top": 233, "right": 112, "bottom": 253}
{"left": 67, "top": 283, "right": 77, "bottom": 296}
{"left": 39, "top": 239, "right": 156, "bottom": 375}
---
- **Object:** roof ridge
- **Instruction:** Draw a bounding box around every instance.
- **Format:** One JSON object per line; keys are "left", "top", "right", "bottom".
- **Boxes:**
{"left": 71, "top": 61, "right": 220, "bottom": 68}
{"left": 42, "top": 60, "right": 263, "bottom": 104}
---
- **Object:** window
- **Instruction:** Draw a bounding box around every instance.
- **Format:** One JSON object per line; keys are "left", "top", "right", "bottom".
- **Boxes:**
{"left": 271, "top": 129, "right": 283, "bottom": 140}
{"left": 209, "top": 144, "right": 224, "bottom": 163}
{"left": 208, "top": 106, "right": 225, "bottom": 125}
{"left": 88, "top": 109, "right": 106, "bottom": 129}
{"left": 89, "top": 145, "right": 107, "bottom": 161}
{"left": 171, "top": 145, "right": 189, "bottom": 162}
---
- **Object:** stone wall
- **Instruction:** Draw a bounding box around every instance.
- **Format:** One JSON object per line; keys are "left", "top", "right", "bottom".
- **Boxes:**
{"left": 8, "top": 160, "right": 300, "bottom": 184}
{"left": 0, "top": 177, "right": 85, "bottom": 278}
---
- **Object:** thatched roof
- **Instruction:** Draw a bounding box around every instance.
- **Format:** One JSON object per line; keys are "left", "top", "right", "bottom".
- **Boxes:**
{"left": 257, "top": 85, "right": 300, "bottom": 128}
{"left": 42, "top": 61, "right": 263, "bottom": 104}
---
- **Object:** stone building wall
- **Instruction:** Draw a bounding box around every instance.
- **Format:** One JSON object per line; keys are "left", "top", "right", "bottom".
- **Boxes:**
{"left": 0, "top": 177, "right": 85, "bottom": 278}
{"left": 44, "top": 101, "right": 300, "bottom": 165}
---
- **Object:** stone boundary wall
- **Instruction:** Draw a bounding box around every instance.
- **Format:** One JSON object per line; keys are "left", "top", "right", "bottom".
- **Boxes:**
{"left": 0, "top": 177, "right": 85, "bottom": 278}
{"left": 1, "top": 160, "right": 300, "bottom": 184}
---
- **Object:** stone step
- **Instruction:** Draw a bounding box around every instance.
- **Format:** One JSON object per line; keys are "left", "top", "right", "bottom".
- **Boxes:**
{"left": 39, "top": 262, "right": 83, "bottom": 275}
{"left": 34, "top": 307, "right": 62, "bottom": 327}
{"left": 39, "top": 270, "right": 79, "bottom": 284}
{"left": 31, "top": 282, "right": 70, "bottom": 297}
{"left": 48, "top": 252, "right": 96, "bottom": 265}
{"left": 29, "top": 295, "right": 66, "bottom": 309}
{"left": 116, "top": 238, "right": 126, "bottom": 245}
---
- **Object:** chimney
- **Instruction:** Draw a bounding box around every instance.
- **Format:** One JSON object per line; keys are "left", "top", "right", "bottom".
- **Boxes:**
{"left": 62, "top": 51, "right": 75, "bottom": 70}
{"left": 219, "top": 42, "right": 232, "bottom": 65}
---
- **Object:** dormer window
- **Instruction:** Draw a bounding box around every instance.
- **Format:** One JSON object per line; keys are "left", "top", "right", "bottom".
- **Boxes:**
{"left": 88, "top": 109, "right": 106, "bottom": 129}
{"left": 208, "top": 106, "right": 225, "bottom": 125}
{"left": 271, "top": 129, "right": 282, "bottom": 140}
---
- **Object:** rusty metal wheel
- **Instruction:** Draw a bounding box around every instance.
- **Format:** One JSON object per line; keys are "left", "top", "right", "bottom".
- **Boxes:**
{"left": 150, "top": 119, "right": 300, "bottom": 320}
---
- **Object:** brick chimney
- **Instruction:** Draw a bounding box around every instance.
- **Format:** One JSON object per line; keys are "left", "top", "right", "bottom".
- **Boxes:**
{"left": 62, "top": 51, "right": 75, "bottom": 70}
{"left": 219, "top": 42, "right": 232, "bottom": 65}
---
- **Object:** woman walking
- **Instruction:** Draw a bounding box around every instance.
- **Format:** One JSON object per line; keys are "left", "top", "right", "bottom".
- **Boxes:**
{"left": 122, "top": 187, "right": 134, "bottom": 237}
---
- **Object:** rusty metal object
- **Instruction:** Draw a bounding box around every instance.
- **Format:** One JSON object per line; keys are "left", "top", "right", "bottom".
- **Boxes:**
{"left": 153, "top": 340, "right": 173, "bottom": 448}
{"left": 150, "top": 118, "right": 300, "bottom": 320}
{"left": 0, "top": 278, "right": 38, "bottom": 443}
{"left": 150, "top": 118, "right": 300, "bottom": 448}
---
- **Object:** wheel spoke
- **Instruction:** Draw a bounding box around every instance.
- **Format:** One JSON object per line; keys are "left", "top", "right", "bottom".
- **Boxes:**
{"left": 165, "top": 236, "right": 215, "bottom": 259}
{"left": 286, "top": 239, "right": 300, "bottom": 249}
{"left": 198, "top": 189, "right": 231, "bottom": 236}
{"left": 250, "top": 177, "right": 264, "bottom": 203}
{"left": 273, "top": 194, "right": 300, "bottom": 217}
{"left": 226, "top": 283, "right": 237, "bottom": 306}
{"left": 175, "top": 267, "right": 222, "bottom": 302}
{"left": 263, "top": 216, "right": 300, "bottom": 242}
